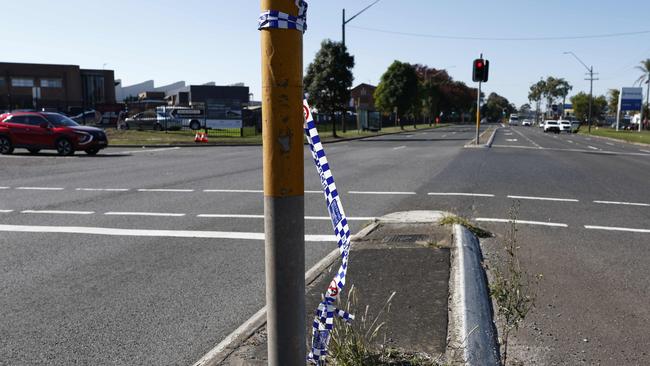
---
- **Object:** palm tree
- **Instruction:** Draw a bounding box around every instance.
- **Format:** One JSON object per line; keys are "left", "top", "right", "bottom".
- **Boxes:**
{"left": 636, "top": 59, "right": 650, "bottom": 129}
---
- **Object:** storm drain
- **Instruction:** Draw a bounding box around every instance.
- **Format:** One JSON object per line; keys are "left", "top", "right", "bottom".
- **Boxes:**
{"left": 382, "top": 234, "right": 430, "bottom": 243}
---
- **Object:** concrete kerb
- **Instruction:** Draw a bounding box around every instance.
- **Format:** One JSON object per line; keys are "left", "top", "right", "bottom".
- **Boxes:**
{"left": 580, "top": 131, "right": 650, "bottom": 148}
{"left": 464, "top": 126, "right": 500, "bottom": 149}
{"left": 448, "top": 224, "right": 500, "bottom": 366}
{"left": 192, "top": 221, "right": 380, "bottom": 366}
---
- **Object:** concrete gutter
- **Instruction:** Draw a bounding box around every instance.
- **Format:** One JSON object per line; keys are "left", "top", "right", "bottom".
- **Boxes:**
{"left": 192, "top": 221, "right": 379, "bottom": 366}
{"left": 448, "top": 224, "right": 500, "bottom": 365}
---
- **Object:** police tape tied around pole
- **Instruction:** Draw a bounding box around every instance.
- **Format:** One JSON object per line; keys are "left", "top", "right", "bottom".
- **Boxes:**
{"left": 259, "top": 2, "right": 354, "bottom": 364}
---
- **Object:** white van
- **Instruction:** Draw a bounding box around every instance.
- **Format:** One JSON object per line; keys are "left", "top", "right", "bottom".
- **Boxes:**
{"left": 509, "top": 114, "right": 519, "bottom": 126}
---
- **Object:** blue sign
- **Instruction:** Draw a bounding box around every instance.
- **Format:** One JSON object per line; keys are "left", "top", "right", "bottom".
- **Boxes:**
{"left": 620, "top": 99, "right": 642, "bottom": 111}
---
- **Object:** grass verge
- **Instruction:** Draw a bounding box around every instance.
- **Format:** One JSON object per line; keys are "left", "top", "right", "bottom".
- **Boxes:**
{"left": 438, "top": 215, "right": 493, "bottom": 238}
{"left": 103, "top": 123, "right": 449, "bottom": 145}
{"left": 579, "top": 128, "right": 650, "bottom": 145}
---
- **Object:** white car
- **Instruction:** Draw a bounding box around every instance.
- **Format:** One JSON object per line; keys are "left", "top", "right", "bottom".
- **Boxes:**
{"left": 558, "top": 120, "right": 572, "bottom": 133}
{"left": 521, "top": 119, "right": 532, "bottom": 126}
{"left": 543, "top": 120, "right": 560, "bottom": 133}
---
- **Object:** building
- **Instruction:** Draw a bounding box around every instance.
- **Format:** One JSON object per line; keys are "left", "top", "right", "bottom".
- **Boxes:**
{"left": 0, "top": 62, "right": 116, "bottom": 112}
{"left": 350, "top": 83, "right": 381, "bottom": 130}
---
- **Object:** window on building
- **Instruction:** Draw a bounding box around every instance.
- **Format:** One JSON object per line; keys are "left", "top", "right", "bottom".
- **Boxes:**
{"left": 11, "top": 78, "right": 34, "bottom": 87}
{"left": 0, "top": 78, "right": 5, "bottom": 87}
{"left": 40, "top": 78, "right": 62, "bottom": 88}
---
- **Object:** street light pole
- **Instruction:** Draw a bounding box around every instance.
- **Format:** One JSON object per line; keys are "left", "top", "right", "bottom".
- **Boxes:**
{"left": 564, "top": 51, "right": 597, "bottom": 133}
{"left": 342, "top": 0, "right": 381, "bottom": 48}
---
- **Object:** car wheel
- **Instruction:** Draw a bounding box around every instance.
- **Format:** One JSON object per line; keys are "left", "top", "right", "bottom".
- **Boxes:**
{"left": 189, "top": 120, "right": 201, "bottom": 130}
{"left": 28, "top": 148, "right": 41, "bottom": 154}
{"left": 85, "top": 148, "right": 99, "bottom": 155}
{"left": 56, "top": 138, "right": 75, "bottom": 156}
{"left": 0, "top": 136, "right": 14, "bottom": 154}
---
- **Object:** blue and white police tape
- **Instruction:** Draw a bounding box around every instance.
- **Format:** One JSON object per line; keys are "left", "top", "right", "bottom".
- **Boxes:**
{"left": 304, "top": 99, "right": 354, "bottom": 364}
{"left": 258, "top": 0, "right": 308, "bottom": 33}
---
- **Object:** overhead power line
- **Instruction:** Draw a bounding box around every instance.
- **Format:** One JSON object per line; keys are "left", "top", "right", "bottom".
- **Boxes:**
{"left": 347, "top": 25, "right": 650, "bottom": 41}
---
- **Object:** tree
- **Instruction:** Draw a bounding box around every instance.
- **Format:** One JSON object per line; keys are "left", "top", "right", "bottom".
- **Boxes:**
{"left": 635, "top": 59, "right": 650, "bottom": 127}
{"left": 553, "top": 78, "right": 572, "bottom": 116}
{"left": 483, "top": 92, "right": 516, "bottom": 122}
{"left": 608, "top": 89, "right": 620, "bottom": 116}
{"left": 374, "top": 61, "right": 419, "bottom": 129}
{"left": 528, "top": 80, "right": 546, "bottom": 122}
{"left": 570, "top": 92, "right": 607, "bottom": 122}
{"left": 304, "top": 40, "right": 355, "bottom": 137}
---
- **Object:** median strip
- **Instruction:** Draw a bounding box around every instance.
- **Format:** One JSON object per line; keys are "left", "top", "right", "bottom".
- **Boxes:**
{"left": 0, "top": 224, "right": 337, "bottom": 241}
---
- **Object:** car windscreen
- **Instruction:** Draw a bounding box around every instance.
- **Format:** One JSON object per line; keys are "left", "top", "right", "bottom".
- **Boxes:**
{"left": 44, "top": 113, "right": 80, "bottom": 127}
{"left": 547, "top": 121, "right": 557, "bottom": 125}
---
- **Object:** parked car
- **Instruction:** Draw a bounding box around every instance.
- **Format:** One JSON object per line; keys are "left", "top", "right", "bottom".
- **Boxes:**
{"left": 521, "top": 119, "right": 532, "bottom": 126}
{"left": 0, "top": 111, "right": 108, "bottom": 155}
{"left": 123, "top": 111, "right": 168, "bottom": 131}
{"left": 70, "top": 110, "right": 101, "bottom": 125}
{"left": 558, "top": 120, "right": 572, "bottom": 133}
{"left": 543, "top": 120, "right": 560, "bottom": 133}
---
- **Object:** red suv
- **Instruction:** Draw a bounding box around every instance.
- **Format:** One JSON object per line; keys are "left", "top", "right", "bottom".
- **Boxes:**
{"left": 0, "top": 111, "right": 108, "bottom": 155}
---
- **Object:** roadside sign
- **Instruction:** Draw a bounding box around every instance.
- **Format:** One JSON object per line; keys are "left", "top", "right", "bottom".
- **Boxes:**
{"left": 619, "top": 87, "right": 643, "bottom": 111}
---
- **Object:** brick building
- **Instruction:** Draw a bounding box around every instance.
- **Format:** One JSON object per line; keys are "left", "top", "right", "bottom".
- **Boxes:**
{"left": 0, "top": 62, "right": 116, "bottom": 113}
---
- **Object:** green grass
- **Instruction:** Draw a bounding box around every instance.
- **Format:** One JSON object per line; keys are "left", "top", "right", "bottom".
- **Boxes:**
{"left": 103, "top": 123, "right": 448, "bottom": 146}
{"left": 580, "top": 128, "right": 650, "bottom": 145}
{"left": 439, "top": 215, "right": 493, "bottom": 238}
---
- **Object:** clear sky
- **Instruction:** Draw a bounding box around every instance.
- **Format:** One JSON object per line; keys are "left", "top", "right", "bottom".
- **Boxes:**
{"left": 5, "top": 0, "right": 649, "bottom": 107}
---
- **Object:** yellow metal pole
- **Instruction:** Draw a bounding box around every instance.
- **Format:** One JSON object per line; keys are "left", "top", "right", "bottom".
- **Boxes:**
{"left": 260, "top": 0, "right": 305, "bottom": 364}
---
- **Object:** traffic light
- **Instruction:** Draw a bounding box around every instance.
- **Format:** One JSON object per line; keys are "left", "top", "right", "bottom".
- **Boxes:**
{"left": 472, "top": 58, "right": 489, "bottom": 82}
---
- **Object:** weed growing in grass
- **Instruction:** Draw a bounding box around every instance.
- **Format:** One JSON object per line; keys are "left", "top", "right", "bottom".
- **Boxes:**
{"left": 488, "top": 203, "right": 542, "bottom": 366}
{"left": 438, "top": 215, "right": 493, "bottom": 238}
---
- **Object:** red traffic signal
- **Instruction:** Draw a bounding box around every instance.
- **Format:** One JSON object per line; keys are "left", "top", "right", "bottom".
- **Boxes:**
{"left": 472, "top": 58, "right": 489, "bottom": 82}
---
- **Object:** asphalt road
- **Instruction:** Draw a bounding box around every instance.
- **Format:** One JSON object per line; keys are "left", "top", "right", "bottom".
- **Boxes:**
{"left": 1, "top": 124, "right": 648, "bottom": 365}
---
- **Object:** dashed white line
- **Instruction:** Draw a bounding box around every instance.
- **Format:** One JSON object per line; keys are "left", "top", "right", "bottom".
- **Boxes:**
{"left": 605, "top": 142, "right": 614, "bottom": 146}
{"left": 393, "top": 146, "right": 406, "bottom": 150}
{"left": 0, "top": 187, "right": 9, "bottom": 190}
{"left": 567, "top": 140, "right": 574, "bottom": 144}
{"left": 305, "top": 190, "right": 324, "bottom": 194}
{"left": 348, "top": 191, "right": 416, "bottom": 195}
{"left": 16, "top": 187, "right": 64, "bottom": 191}
{"left": 203, "top": 189, "right": 263, "bottom": 193}
{"left": 475, "top": 218, "right": 568, "bottom": 228}
{"left": 593, "top": 200, "right": 650, "bottom": 207}
{"left": 137, "top": 189, "right": 195, "bottom": 193}
{"left": 104, "top": 211, "right": 186, "bottom": 217}
{"left": 0, "top": 210, "right": 13, "bottom": 213}
{"left": 640, "top": 149, "right": 650, "bottom": 153}
{"left": 506, "top": 139, "right": 518, "bottom": 142}
{"left": 122, "top": 147, "right": 181, "bottom": 154}
{"left": 76, "top": 188, "right": 130, "bottom": 192}
{"left": 508, "top": 195, "right": 579, "bottom": 202}
{"left": 0, "top": 224, "right": 336, "bottom": 242}
{"left": 584, "top": 225, "right": 650, "bottom": 234}
{"left": 21, "top": 210, "right": 95, "bottom": 215}
{"left": 587, "top": 145, "right": 599, "bottom": 150}
{"left": 197, "top": 214, "right": 264, "bottom": 219}
{"left": 428, "top": 192, "right": 495, "bottom": 197}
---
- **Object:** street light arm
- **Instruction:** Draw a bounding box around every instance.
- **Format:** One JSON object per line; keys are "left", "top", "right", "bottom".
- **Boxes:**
{"left": 563, "top": 51, "right": 590, "bottom": 73}
{"left": 345, "top": 0, "right": 381, "bottom": 24}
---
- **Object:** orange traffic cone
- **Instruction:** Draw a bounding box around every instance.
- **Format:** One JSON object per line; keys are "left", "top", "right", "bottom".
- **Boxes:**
{"left": 194, "top": 132, "right": 202, "bottom": 143}
{"left": 201, "top": 132, "right": 208, "bottom": 143}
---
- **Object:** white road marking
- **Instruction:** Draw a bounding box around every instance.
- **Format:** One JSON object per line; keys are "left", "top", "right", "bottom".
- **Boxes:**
{"left": 587, "top": 145, "right": 599, "bottom": 150}
{"left": 506, "top": 139, "right": 518, "bottom": 142}
{"left": 203, "top": 189, "right": 263, "bottom": 193}
{"left": 640, "top": 149, "right": 650, "bottom": 153}
{"left": 348, "top": 191, "right": 416, "bottom": 195}
{"left": 508, "top": 195, "right": 579, "bottom": 202}
{"left": 137, "top": 188, "right": 195, "bottom": 193}
{"left": 21, "top": 210, "right": 95, "bottom": 215}
{"left": 441, "top": 134, "right": 448, "bottom": 138}
{"left": 197, "top": 214, "right": 264, "bottom": 219}
{"left": 593, "top": 200, "right": 650, "bottom": 207}
{"left": 104, "top": 211, "right": 186, "bottom": 217}
{"left": 510, "top": 128, "right": 542, "bottom": 148}
{"left": 122, "top": 147, "right": 181, "bottom": 154}
{"left": 606, "top": 142, "right": 614, "bottom": 146}
{"left": 0, "top": 187, "right": 9, "bottom": 190}
{"left": 0, "top": 224, "right": 336, "bottom": 242}
{"left": 0, "top": 210, "right": 13, "bottom": 213}
{"left": 305, "top": 190, "right": 324, "bottom": 194}
{"left": 76, "top": 188, "right": 130, "bottom": 192}
{"left": 504, "top": 133, "right": 513, "bottom": 136}
{"left": 393, "top": 146, "right": 406, "bottom": 150}
{"left": 475, "top": 218, "right": 568, "bottom": 228}
{"left": 584, "top": 225, "right": 650, "bottom": 234}
{"left": 405, "top": 135, "right": 413, "bottom": 138}
{"left": 567, "top": 140, "right": 574, "bottom": 143}
{"left": 16, "top": 187, "right": 64, "bottom": 191}
{"left": 491, "top": 145, "right": 650, "bottom": 156}
{"left": 428, "top": 192, "right": 495, "bottom": 197}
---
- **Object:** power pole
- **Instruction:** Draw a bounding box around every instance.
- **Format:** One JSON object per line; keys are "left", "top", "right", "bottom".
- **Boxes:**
{"left": 260, "top": 1, "right": 305, "bottom": 364}
{"left": 643, "top": 76, "right": 649, "bottom": 132}
{"left": 587, "top": 66, "right": 596, "bottom": 133}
